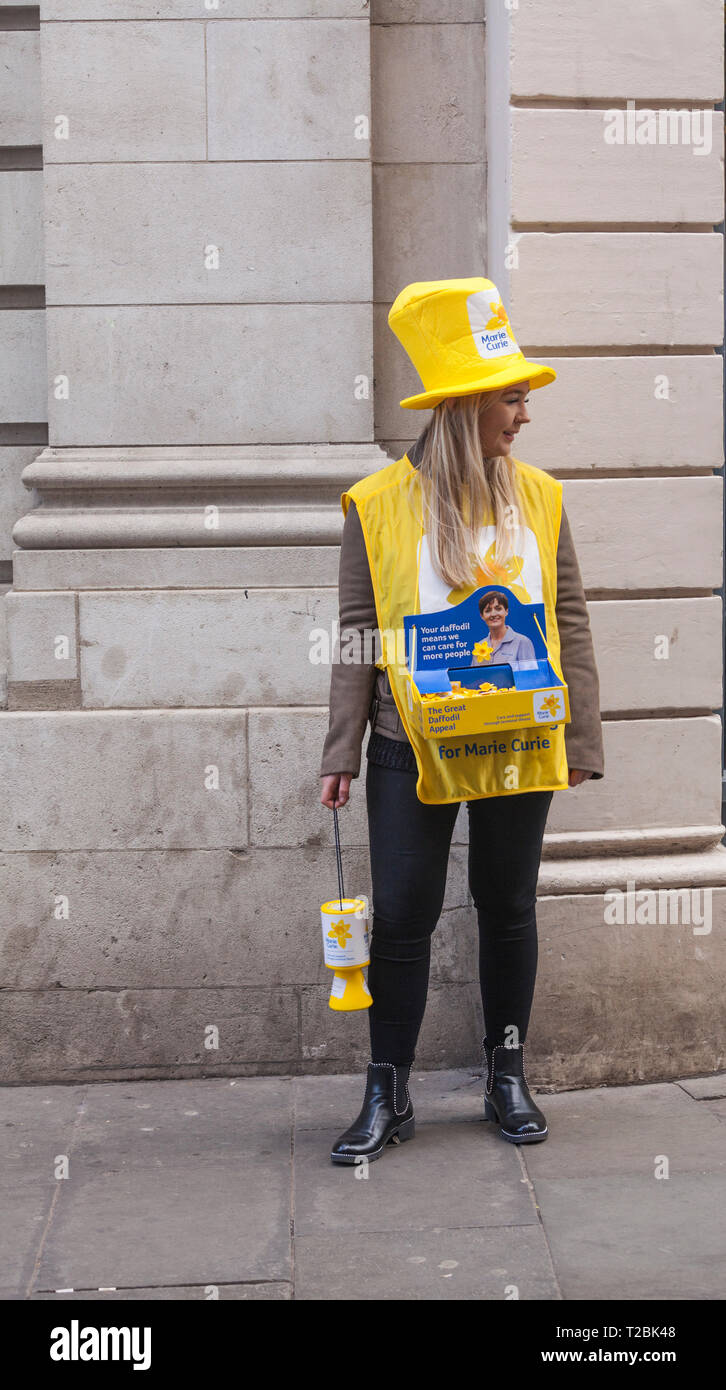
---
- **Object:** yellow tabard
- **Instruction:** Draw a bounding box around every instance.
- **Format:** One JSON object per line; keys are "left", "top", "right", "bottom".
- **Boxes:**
{"left": 343, "top": 452, "right": 570, "bottom": 804}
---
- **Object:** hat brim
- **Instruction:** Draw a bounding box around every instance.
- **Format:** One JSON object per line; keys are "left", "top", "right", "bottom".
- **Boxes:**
{"left": 399, "top": 361, "right": 557, "bottom": 410}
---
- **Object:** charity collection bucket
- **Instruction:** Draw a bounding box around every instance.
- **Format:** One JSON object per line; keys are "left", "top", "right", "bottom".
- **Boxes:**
{"left": 320, "top": 807, "right": 372, "bottom": 1011}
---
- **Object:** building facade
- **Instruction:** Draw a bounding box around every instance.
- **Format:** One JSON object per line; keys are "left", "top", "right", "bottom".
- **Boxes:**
{"left": 1, "top": 0, "right": 724, "bottom": 1087}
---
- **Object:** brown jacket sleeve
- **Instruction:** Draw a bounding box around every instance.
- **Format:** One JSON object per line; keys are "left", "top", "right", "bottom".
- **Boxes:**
{"left": 319, "top": 499, "right": 379, "bottom": 777}
{"left": 320, "top": 496, "right": 605, "bottom": 780}
{"left": 555, "top": 507, "right": 605, "bottom": 779}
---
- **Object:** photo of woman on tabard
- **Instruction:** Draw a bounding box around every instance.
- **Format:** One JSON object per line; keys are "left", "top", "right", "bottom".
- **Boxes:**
{"left": 475, "top": 590, "right": 538, "bottom": 670}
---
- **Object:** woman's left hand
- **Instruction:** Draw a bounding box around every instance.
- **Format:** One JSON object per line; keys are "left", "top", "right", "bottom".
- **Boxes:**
{"left": 568, "top": 769, "right": 593, "bottom": 787}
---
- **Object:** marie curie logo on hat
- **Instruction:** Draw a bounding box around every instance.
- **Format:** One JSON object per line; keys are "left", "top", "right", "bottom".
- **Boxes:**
{"left": 467, "top": 289, "right": 519, "bottom": 360}
{"left": 388, "top": 276, "right": 556, "bottom": 410}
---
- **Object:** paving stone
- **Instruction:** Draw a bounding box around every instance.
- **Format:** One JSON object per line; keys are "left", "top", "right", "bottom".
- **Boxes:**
{"left": 293, "top": 1120, "right": 536, "bottom": 1236}
{"left": 676, "top": 1072, "right": 726, "bottom": 1101}
{"left": 34, "top": 1078, "right": 292, "bottom": 1291}
{"left": 0, "top": 1084, "right": 87, "bottom": 1296}
{"left": 295, "top": 1226, "right": 559, "bottom": 1301}
{"left": 530, "top": 1174, "right": 726, "bottom": 1301}
{"left": 521, "top": 1081, "right": 726, "bottom": 1178}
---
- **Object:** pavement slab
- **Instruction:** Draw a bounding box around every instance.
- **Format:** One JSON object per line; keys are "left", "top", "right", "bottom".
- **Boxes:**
{"left": 27, "top": 1078, "right": 293, "bottom": 1295}
{"left": 294, "top": 1122, "right": 538, "bottom": 1235}
{"left": 520, "top": 1079, "right": 726, "bottom": 1178}
{"left": 294, "top": 1226, "right": 559, "bottom": 1301}
{"left": 529, "top": 1174, "right": 726, "bottom": 1301}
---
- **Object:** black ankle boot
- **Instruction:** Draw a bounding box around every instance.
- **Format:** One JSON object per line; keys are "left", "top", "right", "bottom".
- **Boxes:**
{"left": 330, "top": 1062, "right": 415, "bottom": 1165}
{"left": 482, "top": 1038, "right": 548, "bottom": 1143}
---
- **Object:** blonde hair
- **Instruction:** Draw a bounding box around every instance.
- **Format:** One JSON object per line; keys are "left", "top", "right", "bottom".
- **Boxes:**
{"left": 408, "top": 391, "right": 527, "bottom": 589}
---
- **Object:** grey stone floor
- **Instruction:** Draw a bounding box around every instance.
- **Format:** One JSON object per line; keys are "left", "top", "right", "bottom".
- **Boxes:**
{"left": 4, "top": 1067, "right": 726, "bottom": 1301}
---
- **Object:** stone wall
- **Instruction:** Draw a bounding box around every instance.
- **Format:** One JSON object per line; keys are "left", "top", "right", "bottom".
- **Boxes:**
{"left": 0, "top": 0, "right": 724, "bottom": 1088}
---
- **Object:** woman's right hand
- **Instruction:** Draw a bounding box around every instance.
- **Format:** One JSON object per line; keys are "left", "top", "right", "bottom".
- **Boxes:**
{"left": 320, "top": 773, "right": 353, "bottom": 810}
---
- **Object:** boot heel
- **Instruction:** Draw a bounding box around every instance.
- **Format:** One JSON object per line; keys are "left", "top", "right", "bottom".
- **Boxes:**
{"left": 483, "top": 1098, "right": 498, "bottom": 1122}
{"left": 389, "top": 1115, "right": 415, "bottom": 1144}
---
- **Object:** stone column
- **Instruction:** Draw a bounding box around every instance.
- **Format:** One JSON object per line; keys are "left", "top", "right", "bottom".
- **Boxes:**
{"left": 3, "top": 0, "right": 389, "bottom": 1082}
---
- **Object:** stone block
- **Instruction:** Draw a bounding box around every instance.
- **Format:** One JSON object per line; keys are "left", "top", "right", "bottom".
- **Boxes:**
{"left": 33, "top": 1078, "right": 292, "bottom": 1290}
{"left": 45, "top": 304, "right": 373, "bottom": 445}
{"left": 562, "top": 477, "right": 722, "bottom": 591}
{"left": 511, "top": 233, "right": 723, "bottom": 347}
{"left": 44, "top": 161, "right": 371, "bottom": 304}
{"left": 530, "top": 886, "right": 726, "bottom": 1088}
{"left": 0, "top": 32, "right": 40, "bottom": 145}
{"left": 374, "top": 297, "right": 422, "bottom": 446}
{"left": 0, "top": 1083, "right": 86, "bottom": 1293}
{"left": 207, "top": 19, "right": 370, "bottom": 160}
{"left": 300, "top": 979, "right": 483, "bottom": 1071}
{"left": 589, "top": 597, "right": 722, "bottom": 714}
{"left": 13, "top": 546, "right": 341, "bottom": 592}
{"left": 547, "top": 716, "right": 723, "bottom": 835}
{"left": 429, "top": 903, "right": 478, "bottom": 985}
{"left": 45, "top": 1, "right": 366, "bottom": 14}
{"left": 373, "top": 162, "right": 486, "bottom": 303}
{"left": 516, "top": 355, "right": 724, "bottom": 473}
{"left": 380, "top": 353, "right": 725, "bottom": 473}
{"left": 0, "top": 985, "right": 300, "bottom": 1084}
{"left": 0, "top": 585, "right": 8, "bottom": 708}
{"left": 249, "top": 707, "right": 473, "bottom": 866}
{"left": 6, "top": 591, "right": 77, "bottom": 682}
{"left": 511, "top": 0, "right": 723, "bottom": 101}
{"left": 528, "top": 1174, "right": 726, "bottom": 1301}
{"left": 677, "top": 1072, "right": 726, "bottom": 1100}
{"left": 295, "top": 1226, "right": 558, "bottom": 1302}
{"left": 294, "top": 1122, "right": 536, "bottom": 1237}
{"left": 513, "top": 108, "right": 724, "bottom": 224}
{"left": 0, "top": 312, "right": 47, "bottom": 422}
{"left": 79, "top": 589, "right": 338, "bottom": 707}
{"left": 249, "top": 707, "right": 370, "bottom": 845}
{"left": 371, "top": 21, "right": 485, "bottom": 163}
{"left": 374, "top": 1, "right": 483, "bottom": 18}
{"left": 0, "top": 845, "right": 373, "bottom": 989}
{"left": 0, "top": 710, "right": 248, "bottom": 850}
{"left": 519, "top": 1080, "right": 726, "bottom": 1179}
{"left": 41, "top": 22, "right": 206, "bottom": 162}
{"left": 0, "top": 171, "right": 45, "bottom": 286}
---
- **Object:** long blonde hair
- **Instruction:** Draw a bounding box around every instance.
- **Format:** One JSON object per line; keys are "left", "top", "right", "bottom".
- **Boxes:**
{"left": 408, "top": 391, "right": 527, "bottom": 589}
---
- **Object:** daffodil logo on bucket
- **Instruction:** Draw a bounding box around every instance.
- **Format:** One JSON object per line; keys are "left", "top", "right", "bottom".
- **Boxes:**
{"left": 328, "top": 919, "right": 352, "bottom": 948}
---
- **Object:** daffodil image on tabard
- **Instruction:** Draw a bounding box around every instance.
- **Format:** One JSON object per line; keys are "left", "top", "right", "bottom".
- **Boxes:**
{"left": 446, "top": 544, "right": 530, "bottom": 607}
{"left": 472, "top": 638, "right": 493, "bottom": 662}
{"left": 328, "top": 919, "right": 352, "bottom": 947}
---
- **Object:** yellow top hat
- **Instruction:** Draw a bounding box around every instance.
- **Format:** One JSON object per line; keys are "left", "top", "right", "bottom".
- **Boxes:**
{"left": 388, "top": 276, "right": 557, "bottom": 410}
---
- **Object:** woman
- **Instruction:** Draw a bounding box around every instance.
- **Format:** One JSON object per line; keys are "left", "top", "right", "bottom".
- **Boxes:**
{"left": 476, "top": 590, "right": 537, "bottom": 669}
{"left": 319, "top": 278, "right": 604, "bottom": 1163}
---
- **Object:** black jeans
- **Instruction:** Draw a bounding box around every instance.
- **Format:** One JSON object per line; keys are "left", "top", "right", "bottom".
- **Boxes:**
{"left": 365, "top": 759, "right": 554, "bottom": 1066}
